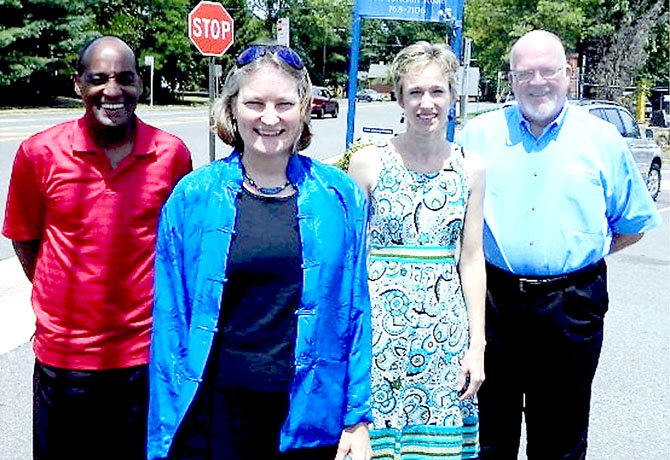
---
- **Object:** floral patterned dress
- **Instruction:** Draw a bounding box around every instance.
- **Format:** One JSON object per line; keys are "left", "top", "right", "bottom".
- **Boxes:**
{"left": 367, "top": 142, "right": 478, "bottom": 459}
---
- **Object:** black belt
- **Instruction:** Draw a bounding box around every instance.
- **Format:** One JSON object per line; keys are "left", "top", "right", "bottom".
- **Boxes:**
{"left": 486, "top": 260, "right": 605, "bottom": 293}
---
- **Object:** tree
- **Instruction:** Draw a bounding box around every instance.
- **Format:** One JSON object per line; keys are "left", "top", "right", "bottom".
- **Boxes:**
{"left": 284, "top": 0, "right": 351, "bottom": 86}
{"left": 89, "top": 0, "right": 265, "bottom": 102}
{"left": 466, "top": 0, "right": 587, "bottom": 97}
{"left": 465, "top": 0, "right": 668, "bottom": 101}
{"left": 0, "top": 0, "right": 267, "bottom": 105}
{"left": 246, "top": 0, "right": 291, "bottom": 34}
{"left": 0, "top": 0, "right": 96, "bottom": 104}
{"left": 360, "top": 19, "right": 448, "bottom": 69}
{"left": 641, "top": 8, "right": 669, "bottom": 91}
{"left": 583, "top": 0, "right": 666, "bottom": 100}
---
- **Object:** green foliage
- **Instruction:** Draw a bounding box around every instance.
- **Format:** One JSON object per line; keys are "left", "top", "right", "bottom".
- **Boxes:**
{"left": 0, "top": 0, "right": 265, "bottom": 105}
{"left": 4, "top": 0, "right": 666, "bottom": 107}
{"left": 285, "top": 0, "right": 352, "bottom": 86}
{"left": 360, "top": 19, "right": 447, "bottom": 70}
{"left": 332, "top": 139, "right": 372, "bottom": 172}
{"left": 638, "top": 5, "right": 669, "bottom": 87}
{"left": 86, "top": 0, "right": 199, "bottom": 103}
{"left": 466, "top": 0, "right": 668, "bottom": 100}
{"left": 0, "top": 0, "right": 95, "bottom": 103}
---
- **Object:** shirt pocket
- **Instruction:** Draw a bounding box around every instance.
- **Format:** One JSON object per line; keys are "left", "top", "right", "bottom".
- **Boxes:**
{"left": 561, "top": 169, "right": 607, "bottom": 235}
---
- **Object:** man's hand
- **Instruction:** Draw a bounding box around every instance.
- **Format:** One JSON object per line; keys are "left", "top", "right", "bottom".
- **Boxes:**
{"left": 334, "top": 422, "right": 371, "bottom": 460}
{"left": 610, "top": 233, "right": 643, "bottom": 254}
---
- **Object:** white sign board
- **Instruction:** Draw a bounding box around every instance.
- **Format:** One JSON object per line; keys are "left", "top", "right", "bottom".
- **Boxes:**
{"left": 277, "top": 17, "right": 290, "bottom": 47}
{"left": 361, "top": 126, "right": 394, "bottom": 146}
{"left": 456, "top": 66, "right": 480, "bottom": 97}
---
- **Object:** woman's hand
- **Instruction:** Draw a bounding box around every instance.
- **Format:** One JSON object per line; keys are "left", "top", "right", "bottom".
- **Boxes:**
{"left": 457, "top": 343, "right": 485, "bottom": 401}
{"left": 334, "top": 422, "right": 372, "bottom": 460}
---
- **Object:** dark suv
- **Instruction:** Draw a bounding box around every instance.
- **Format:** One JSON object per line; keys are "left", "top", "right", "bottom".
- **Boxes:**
{"left": 574, "top": 100, "right": 662, "bottom": 200}
{"left": 311, "top": 86, "right": 339, "bottom": 119}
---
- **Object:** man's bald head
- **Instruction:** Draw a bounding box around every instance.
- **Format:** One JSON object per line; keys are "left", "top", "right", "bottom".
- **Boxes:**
{"left": 510, "top": 30, "right": 567, "bottom": 69}
{"left": 77, "top": 36, "right": 138, "bottom": 76}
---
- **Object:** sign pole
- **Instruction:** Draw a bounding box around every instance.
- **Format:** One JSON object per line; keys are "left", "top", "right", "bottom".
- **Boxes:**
{"left": 345, "top": 13, "right": 363, "bottom": 148}
{"left": 209, "top": 57, "right": 216, "bottom": 163}
{"left": 144, "top": 56, "right": 155, "bottom": 107}
{"left": 459, "top": 37, "right": 472, "bottom": 126}
{"left": 150, "top": 62, "right": 154, "bottom": 108}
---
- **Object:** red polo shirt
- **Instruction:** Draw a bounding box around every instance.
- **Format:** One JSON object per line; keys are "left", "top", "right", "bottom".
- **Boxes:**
{"left": 2, "top": 117, "right": 192, "bottom": 370}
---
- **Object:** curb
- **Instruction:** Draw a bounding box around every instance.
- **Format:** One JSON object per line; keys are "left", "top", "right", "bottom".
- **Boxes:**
{"left": 0, "top": 257, "right": 34, "bottom": 355}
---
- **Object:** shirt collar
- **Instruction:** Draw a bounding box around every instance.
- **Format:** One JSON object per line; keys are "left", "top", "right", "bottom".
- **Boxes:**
{"left": 72, "top": 116, "right": 156, "bottom": 158}
{"left": 514, "top": 99, "right": 569, "bottom": 139}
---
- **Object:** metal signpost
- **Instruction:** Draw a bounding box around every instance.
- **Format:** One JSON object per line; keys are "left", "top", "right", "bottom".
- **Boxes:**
{"left": 346, "top": 0, "right": 464, "bottom": 146}
{"left": 188, "top": 1, "right": 235, "bottom": 162}
{"left": 144, "top": 55, "right": 154, "bottom": 107}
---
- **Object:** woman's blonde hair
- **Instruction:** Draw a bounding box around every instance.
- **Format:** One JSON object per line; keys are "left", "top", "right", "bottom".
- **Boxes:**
{"left": 391, "top": 41, "right": 459, "bottom": 104}
{"left": 213, "top": 46, "right": 313, "bottom": 152}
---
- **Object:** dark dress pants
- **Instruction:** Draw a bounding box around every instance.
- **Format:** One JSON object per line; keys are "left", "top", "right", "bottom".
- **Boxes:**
{"left": 478, "top": 262, "right": 608, "bottom": 460}
{"left": 33, "top": 361, "right": 148, "bottom": 460}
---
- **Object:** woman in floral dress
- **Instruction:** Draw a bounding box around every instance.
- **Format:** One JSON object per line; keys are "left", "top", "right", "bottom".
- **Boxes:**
{"left": 348, "top": 41, "right": 486, "bottom": 460}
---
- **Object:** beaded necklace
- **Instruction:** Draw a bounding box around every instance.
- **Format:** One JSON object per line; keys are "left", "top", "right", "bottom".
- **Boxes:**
{"left": 242, "top": 166, "right": 291, "bottom": 195}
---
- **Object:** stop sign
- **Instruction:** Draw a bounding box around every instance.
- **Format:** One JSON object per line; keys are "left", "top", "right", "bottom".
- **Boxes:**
{"left": 188, "top": 1, "right": 234, "bottom": 57}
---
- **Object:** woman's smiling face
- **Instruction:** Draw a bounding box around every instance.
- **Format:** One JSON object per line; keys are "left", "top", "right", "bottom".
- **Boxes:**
{"left": 399, "top": 63, "right": 453, "bottom": 135}
{"left": 233, "top": 65, "right": 302, "bottom": 158}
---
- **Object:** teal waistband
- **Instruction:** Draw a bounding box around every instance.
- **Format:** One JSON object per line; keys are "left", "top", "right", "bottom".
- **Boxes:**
{"left": 369, "top": 245, "right": 457, "bottom": 262}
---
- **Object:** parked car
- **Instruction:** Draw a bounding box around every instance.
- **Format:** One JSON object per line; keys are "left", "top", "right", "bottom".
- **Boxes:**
{"left": 311, "top": 86, "right": 339, "bottom": 118}
{"left": 574, "top": 100, "right": 662, "bottom": 200}
{"left": 356, "top": 88, "right": 384, "bottom": 102}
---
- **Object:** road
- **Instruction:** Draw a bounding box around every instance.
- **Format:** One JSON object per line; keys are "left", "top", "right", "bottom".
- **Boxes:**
{"left": 1, "top": 102, "right": 668, "bottom": 459}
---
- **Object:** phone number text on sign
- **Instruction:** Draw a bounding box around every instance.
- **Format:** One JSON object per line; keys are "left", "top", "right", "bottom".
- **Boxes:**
{"left": 357, "top": 0, "right": 459, "bottom": 23}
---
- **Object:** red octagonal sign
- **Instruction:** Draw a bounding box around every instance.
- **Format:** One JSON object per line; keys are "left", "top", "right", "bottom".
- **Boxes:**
{"left": 188, "top": 1, "right": 235, "bottom": 57}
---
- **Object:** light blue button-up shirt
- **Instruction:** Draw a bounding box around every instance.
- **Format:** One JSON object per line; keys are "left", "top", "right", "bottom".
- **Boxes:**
{"left": 457, "top": 102, "right": 661, "bottom": 276}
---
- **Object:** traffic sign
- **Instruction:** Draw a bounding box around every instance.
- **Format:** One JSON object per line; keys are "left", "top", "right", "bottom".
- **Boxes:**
{"left": 188, "top": 1, "right": 235, "bottom": 57}
{"left": 277, "top": 17, "right": 290, "bottom": 47}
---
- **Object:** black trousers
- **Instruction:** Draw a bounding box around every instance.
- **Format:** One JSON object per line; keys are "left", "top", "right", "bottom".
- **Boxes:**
{"left": 169, "top": 386, "right": 338, "bottom": 460}
{"left": 33, "top": 361, "right": 148, "bottom": 460}
{"left": 479, "top": 261, "right": 608, "bottom": 460}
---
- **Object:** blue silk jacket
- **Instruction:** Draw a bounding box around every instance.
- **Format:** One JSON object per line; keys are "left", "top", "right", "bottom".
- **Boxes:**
{"left": 147, "top": 151, "right": 372, "bottom": 459}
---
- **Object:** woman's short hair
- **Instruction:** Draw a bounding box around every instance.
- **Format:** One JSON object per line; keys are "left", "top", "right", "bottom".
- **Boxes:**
{"left": 391, "top": 41, "right": 458, "bottom": 104}
{"left": 213, "top": 46, "right": 313, "bottom": 152}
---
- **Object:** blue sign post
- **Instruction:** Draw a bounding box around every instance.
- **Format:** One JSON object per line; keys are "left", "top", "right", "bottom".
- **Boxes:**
{"left": 346, "top": 0, "right": 464, "bottom": 146}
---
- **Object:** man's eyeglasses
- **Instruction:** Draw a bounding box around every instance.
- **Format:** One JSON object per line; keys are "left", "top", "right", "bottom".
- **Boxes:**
{"left": 509, "top": 67, "right": 565, "bottom": 83}
{"left": 236, "top": 45, "right": 304, "bottom": 70}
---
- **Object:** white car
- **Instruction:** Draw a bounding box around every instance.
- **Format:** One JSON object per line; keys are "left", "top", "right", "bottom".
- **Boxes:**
{"left": 574, "top": 100, "right": 662, "bottom": 200}
{"left": 356, "top": 88, "right": 384, "bottom": 102}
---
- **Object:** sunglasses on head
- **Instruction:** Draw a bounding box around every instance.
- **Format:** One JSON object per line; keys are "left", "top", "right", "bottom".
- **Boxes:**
{"left": 235, "top": 45, "right": 304, "bottom": 70}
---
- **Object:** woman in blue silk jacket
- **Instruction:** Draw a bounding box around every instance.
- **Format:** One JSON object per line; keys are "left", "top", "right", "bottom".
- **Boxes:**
{"left": 147, "top": 44, "right": 372, "bottom": 460}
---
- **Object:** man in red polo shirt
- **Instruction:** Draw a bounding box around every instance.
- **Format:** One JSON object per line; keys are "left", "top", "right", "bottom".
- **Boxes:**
{"left": 2, "top": 36, "right": 192, "bottom": 459}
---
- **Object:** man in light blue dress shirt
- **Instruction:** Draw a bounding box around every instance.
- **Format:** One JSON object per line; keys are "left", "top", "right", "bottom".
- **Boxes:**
{"left": 458, "top": 30, "right": 661, "bottom": 460}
